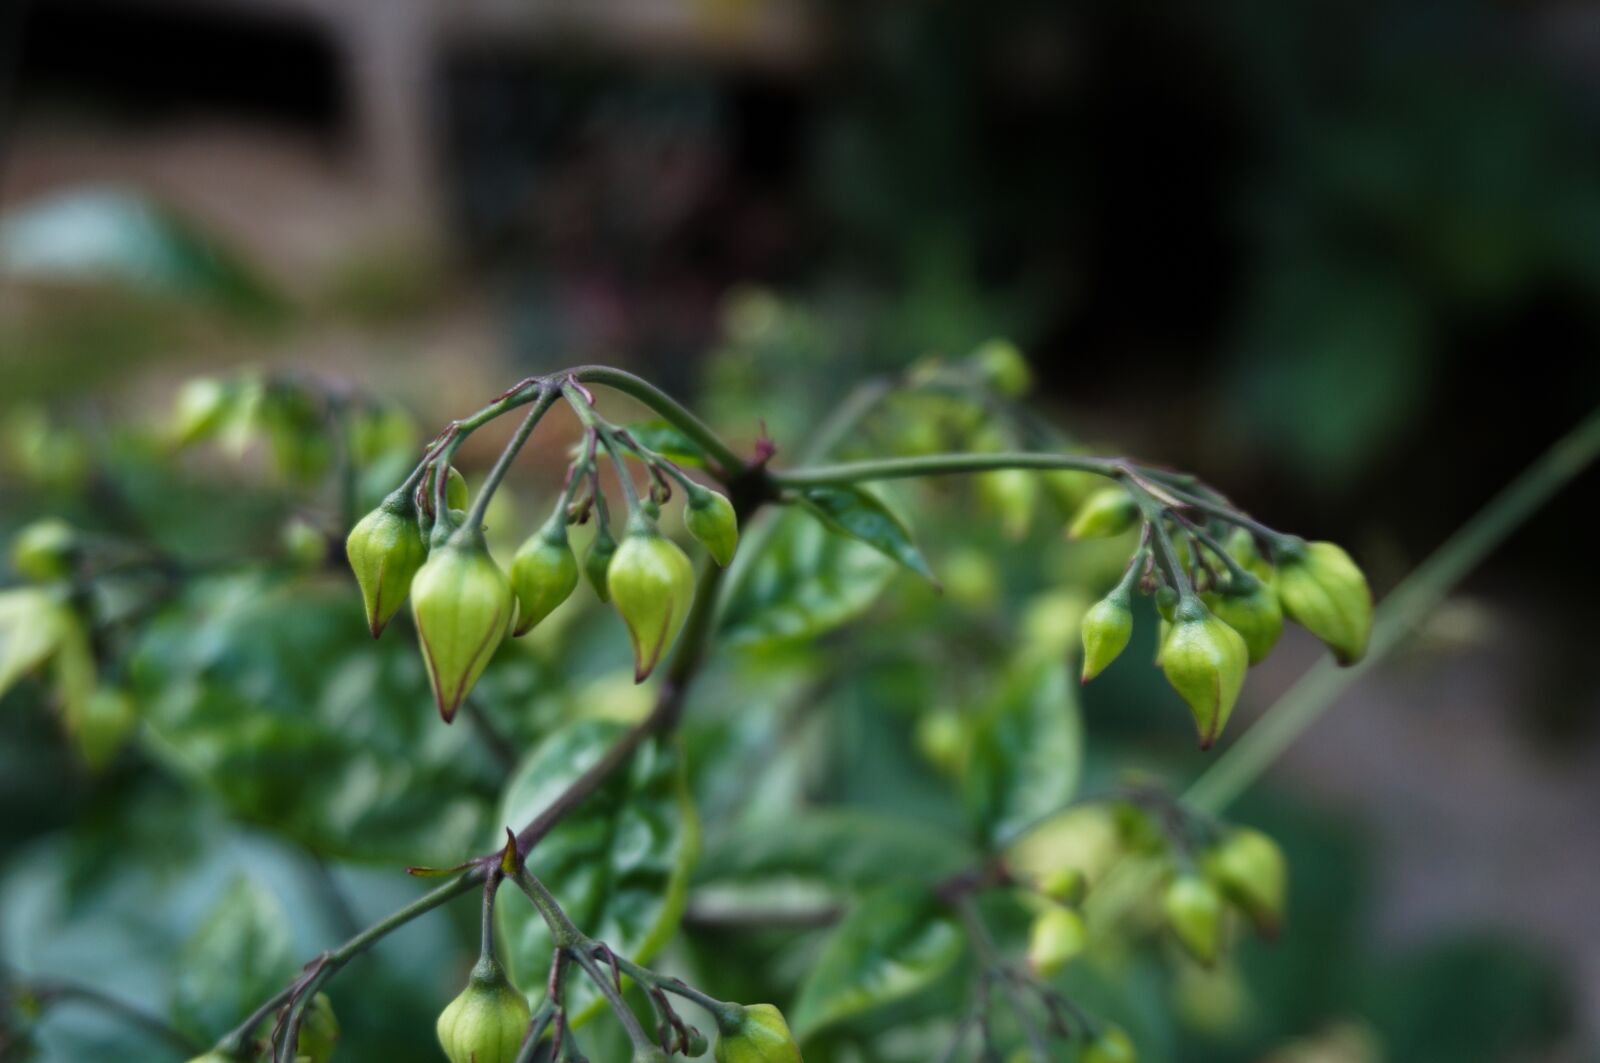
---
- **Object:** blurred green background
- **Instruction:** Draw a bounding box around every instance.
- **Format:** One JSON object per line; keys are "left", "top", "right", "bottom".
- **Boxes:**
{"left": 3, "top": 1, "right": 1599, "bottom": 1060}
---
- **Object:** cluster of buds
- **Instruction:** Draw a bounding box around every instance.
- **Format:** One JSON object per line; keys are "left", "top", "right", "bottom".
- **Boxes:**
{"left": 345, "top": 377, "right": 740, "bottom": 722}
{"left": 1073, "top": 477, "right": 1373, "bottom": 748}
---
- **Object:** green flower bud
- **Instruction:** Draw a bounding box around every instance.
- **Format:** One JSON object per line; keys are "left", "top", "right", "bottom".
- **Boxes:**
{"left": 1026, "top": 904, "right": 1087, "bottom": 978}
{"left": 714, "top": 1003, "right": 801, "bottom": 1063}
{"left": 509, "top": 516, "right": 579, "bottom": 636}
{"left": 171, "top": 376, "right": 232, "bottom": 445}
{"left": 971, "top": 338, "right": 1033, "bottom": 397}
{"left": 1202, "top": 576, "right": 1283, "bottom": 666}
{"left": 282, "top": 516, "right": 327, "bottom": 570}
{"left": 411, "top": 530, "right": 513, "bottom": 721}
{"left": 684, "top": 485, "right": 739, "bottom": 566}
{"left": 422, "top": 464, "right": 470, "bottom": 513}
{"left": 296, "top": 992, "right": 339, "bottom": 1063}
{"left": 10, "top": 518, "right": 77, "bottom": 581}
{"left": 1040, "top": 468, "right": 1100, "bottom": 517}
{"left": 1163, "top": 873, "right": 1224, "bottom": 966}
{"left": 1082, "top": 1025, "right": 1138, "bottom": 1063}
{"left": 1275, "top": 540, "right": 1372, "bottom": 665}
{"left": 346, "top": 491, "right": 429, "bottom": 638}
{"left": 436, "top": 958, "right": 530, "bottom": 1063}
{"left": 607, "top": 524, "right": 695, "bottom": 682}
{"left": 584, "top": 522, "right": 619, "bottom": 602}
{"left": 1159, "top": 597, "right": 1248, "bottom": 750}
{"left": 915, "top": 708, "right": 966, "bottom": 776}
{"left": 666, "top": 1025, "right": 711, "bottom": 1057}
{"left": 979, "top": 468, "right": 1038, "bottom": 539}
{"left": 1067, "top": 488, "right": 1138, "bottom": 540}
{"left": 1202, "top": 827, "right": 1286, "bottom": 937}
{"left": 1038, "top": 867, "right": 1087, "bottom": 906}
{"left": 1081, "top": 587, "right": 1133, "bottom": 682}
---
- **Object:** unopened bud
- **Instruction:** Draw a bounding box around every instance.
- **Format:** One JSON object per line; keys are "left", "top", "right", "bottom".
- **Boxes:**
{"left": 1274, "top": 540, "right": 1372, "bottom": 665}
{"left": 1026, "top": 905, "right": 1087, "bottom": 977}
{"left": 608, "top": 523, "right": 695, "bottom": 682}
{"left": 436, "top": 958, "right": 530, "bottom": 1063}
{"left": 971, "top": 339, "right": 1033, "bottom": 397}
{"left": 510, "top": 515, "right": 579, "bottom": 636}
{"left": 411, "top": 529, "right": 513, "bottom": 721}
{"left": 1082, "top": 1024, "right": 1138, "bottom": 1063}
{"left": 346, "top": 491, "right": 429, "bottom": 638}
{"left": 10, "top": 518, "right": 77, "bottom": 581}
{"left": 714, "top": 1003, "right": 801, "bottom": 1063}
{"left": 1202, "top": 827, "right": 1286, "bottom": 937}
{"left": 1202, "top": 576, "right": 1283, "bottom": 666}
{"left": 1160, "top": 597, "right": 1248, "bottom": 750}
{"left": 1068, "top": 488, "right": 1138, "bottom": 540}
{"left": 979, "top": 468, "right": 1038, "bottom": 540}
{"left": 1081, "top": 587, "right": 1133, "bottom": 682}
{"left": 1038, "top": 867, "right": 1087, "bottom": 906}
{"left": 1164, "top": 873, "right": 1224, "bottom": 966}
{"left": 584, "top": 522, "right": 619, "bottom": 603}
{"left": 282, "top": 516, "right": 327, "bottom": 570}
{"left": 684, "top": 485, "right": 739, "bottom": 566}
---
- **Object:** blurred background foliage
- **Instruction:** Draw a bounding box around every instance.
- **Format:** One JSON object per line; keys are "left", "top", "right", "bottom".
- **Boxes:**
{"left": 3, "top": 0, "right": 1599, "bottom": 1060}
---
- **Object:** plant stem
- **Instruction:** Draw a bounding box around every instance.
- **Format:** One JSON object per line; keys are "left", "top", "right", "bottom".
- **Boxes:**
{"left": 773, "top": 451, "right": 1120, "bottom": 488}
{"left": 954, "top": 896, "right": 1051, "bottom": 1061}
{"left": 566, "top": 365, "right": 747, "bottom": 476}
{"left": 465, "top": 386, "right": 560, "bottom": 529}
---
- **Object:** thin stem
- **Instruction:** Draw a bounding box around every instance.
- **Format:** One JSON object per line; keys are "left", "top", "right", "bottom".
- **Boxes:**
{"left": 24, "top": 980, "right": 202, "bottom": 1057}
{"left": 566, "top": 365, "right": 747, "bottom": 476}
{"left": 572, "top": 949, "right": 655, "bottom": 1052}
{"left": 510, "top": 868, "right": 584, "bottom": 947}
{"left": 465, "top": 386, "right": 560, "bottom": 529}
{"left": 955, "top": 897, "right": 1050, "bottom": 1061}
{"left": 1174, "top": 514, "right": 1257, "bottom": 590}
{"left": 773, "top": 451, "right": 1120, "bottom": 488}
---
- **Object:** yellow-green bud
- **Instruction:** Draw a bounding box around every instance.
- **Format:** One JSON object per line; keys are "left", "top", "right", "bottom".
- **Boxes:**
{"left": 1202, "top": 576, "right": 1283, "bottom": 666}
{"left": 1026, "top": 904, "right": 1087, "bottom": 978}
{"left": 714, "top": 1003, "right": 801, "bottom": 1063}
{"left": 346, "top": 491, "right": 429, "bottom": 638}
{"left": 584, "top": 522, "right": 619, "bottom": 602}
{"left": 1202, "top": 827, "right": 1286, "bottom": 937}
{"left": 411, "top": 530, "right": 513, "bottom": 721}
{"left": 1038, "top": 867, "right": 1087, "bottom": 906}
{"left": 608, "top": 524, "right": 695, "bottom": 682}
{"left": 1082, "top": 1025, "right": 1138, "bottom": 1063}
{"left": 1160, "top": 597, "right": 1248, "bottom": 750}
{"left": 684, "top": 485, "right": 739, "bottom": 566}
{"left": 971, "top": 338, "right": 1033, "bottom": 397}
{"left": 436, "top": 958, "right": 530, "bottom": 1063}
{"left": 509, "top": 517, "right": 579, "bottom": 636}
{"left": 979, "top": 468, "right": 1038, "bottom": 540}
{"left": 1040, "top": 468, "right": 1100, "bottom": 517}
{"left": 1067, "top": 488, "right": 1138, "bottom": 540}
{"left": 10, "top": 518, "right": 77, "bottom": 581}
{"left": 915, "top": 708, "right": 966, "bottom": 776}
{"left": 1275, "top": 540, "right": 1372, "bottom": 665}
{"left": 282, "top": 516, "right": 327, "bottom": 570}
{"left": 296, "top": 992, "right": 339, "bottom": 1063}
{"left": 1081, "top": 587, "right": 1133, "bottom": 682}
{"left": 171, "top": 377, "right": 232, "bottom": 445}
{"left": 1164, "top": 873, "right": 1224, "bottom": 966}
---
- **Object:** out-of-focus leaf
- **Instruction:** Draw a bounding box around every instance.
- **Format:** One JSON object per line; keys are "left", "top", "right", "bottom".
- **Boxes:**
{"left": 497, "top": 718, "right": 698, "bottom": 1025}
{"left": 169, "top": 876, "right": 295, "bottom": 1042}
{"left": 718, "top": 509, "right": 895, "bottom": 649}
{"left": 791, "top": 885, "right": 964, "bottom": 1039}
{"left": 798, "top": 485, "right": 937, "bottom": 583}
{"left": 625, "top": 420, "right": 709, "bottom": 469}
{"left": 694, "top": 809, "right": 974, "bottom": 895}
{"left": 0, "top": 588, "right": 70, "bottom": 699}
{"left": 130, "top": 573, "right": 501, "bottom": 865}
{"left": 963, "top": 656, "right": 1081, "bottom": 846}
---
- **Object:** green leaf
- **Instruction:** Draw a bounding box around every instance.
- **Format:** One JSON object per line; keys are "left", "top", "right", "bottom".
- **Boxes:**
{"left": 625, "top": 419, "right": 709, "bottom": 469}
{"left": 169, "top": 876, "right": 296, "bottom": 1042}
{"left": 130, "top": 573, "right": 504, "bottom": 865}
{"left": 497, "top": 718, "right": 699, "bottom": 1026}
{"left": 798, "top": 485, "right": 937, "bottom": 583}
{"left": 718, "top": 508, "right": 896, "bottom": 649}
{"left": 695, "top": 809, "right": 974, "bottom": 895}
{"left": 791, "top": 885, "right": 965, "bottom": 1040}
{"left": 963, "top": 656, "right": 1082, "bottom": 846}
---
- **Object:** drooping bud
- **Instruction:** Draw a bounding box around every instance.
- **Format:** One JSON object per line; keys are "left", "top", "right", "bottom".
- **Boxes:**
{"left": 1163, "top": 873, "right": 1224, "bottom": 966}
{"left": 584, "top": 521, "right": 619, "bottom": 602}
{"left": 509, "top": 514, "right": 579, "bottom": 636}
{"left": 411, "top": 529, "right": 513, "bottom": 721}
{"left": 607, "top": 522, "right": 695, "bottom": 682}
{"left": 1081, "top": 587, "right": 1133, "bottom": 682}
{"left": 1159, "top": 597, "right": 1248, "bottom": 750}
{"left": 1082, "top": 1025, "right": 1138, "bottom": 1063}
{"left": 684, "top": 484, "right": 739, "bottom": 566}
{"left": 9, "top": 518, "right": 78, "bottom": 581}
{"left": 1038, "top": 867, "right": 1087, "bottom": 906}
{"left": 296, "top": 992, "right": 340, "bottom": 1063}
{"left": 1202, "top": 827, "right": 1286, "bottom": 937}
{"left": 1067, "top": 488, "right": 1138, "bottom": 540}
{"left": 714, "top": 1003, "right": 802, "bottom": 1063}
{"left": 1026, "top": 905, "right": 1087, "bottom": 978}
{"left": 346, "top": 490, "right": 429, "bottom": 638}
{"left": 971, "top": 338, "right": 1033, "bottom": 397}
{"left": 1274, "top": 540, "right": 1372, "bottom": 665}
{"left": 1202, "top": 575, "right": 1283, "bottom": 666}
{"left": 436, "top": 957, "right": 531, "bottom": 1063}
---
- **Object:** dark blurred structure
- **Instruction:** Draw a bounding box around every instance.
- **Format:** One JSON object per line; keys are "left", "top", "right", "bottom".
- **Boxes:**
{"left": 5, "top": 0, "right": 1600, "bottom": 1051}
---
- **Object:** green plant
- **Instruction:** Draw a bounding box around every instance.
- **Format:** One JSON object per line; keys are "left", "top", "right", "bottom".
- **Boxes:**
{"left": 3, "top": 349, "right": 1594, "bottom": 1062}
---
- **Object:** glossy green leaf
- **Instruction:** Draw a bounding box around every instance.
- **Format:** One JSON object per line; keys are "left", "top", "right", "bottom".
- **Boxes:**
{"left": 718, "top": 508, "right": 896, "bottom": 649}
{"left": 963, "top": 655, "right": 1082, "bottom": 846}
{"left": 169, "top": 876, "right": 295, "bottom": 1042}
{"left": 623, "top": 419, "right": 709, "bottom": 469}
{"left": 791, "top": 885, "right": 965, "bottom": 1040}
{"left": 496, "top": 718, "right": 699, "bottom": 1025}
{"left": 130, "top": 573, "right": 504, "bottom": 865}
{"left": 798, "top": 485, "right": 937, "bottom": 582}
